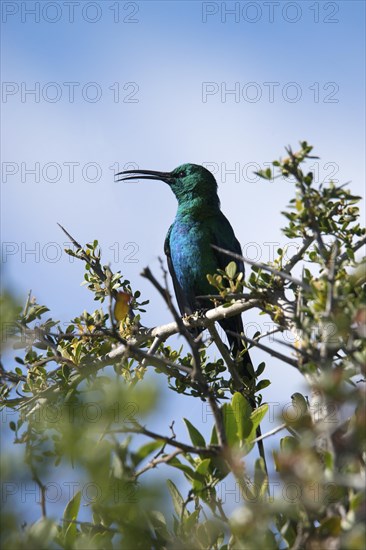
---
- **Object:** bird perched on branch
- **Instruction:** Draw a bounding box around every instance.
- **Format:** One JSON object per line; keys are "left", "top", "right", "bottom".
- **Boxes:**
{"left": 116, "top": 163, "right": 254, "bottom": 382}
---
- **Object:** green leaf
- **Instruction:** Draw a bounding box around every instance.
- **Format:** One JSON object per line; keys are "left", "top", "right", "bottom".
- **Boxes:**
{"left": 222, "top": 403, "right": 238, "bottom": 446}
{"left": 183, "top": 418, "right": 206, "bottom": 448}
{"left": 196, "top": 458, "right": 211, "bottom": 476}
{"left": 256, "top": 379, "right": 271, "bottom": 391}
{"left": 255, "top": 169, "right": 272, "bottom": 180}
{"left": 255, "top": 362, "right": 266, "bottom": 376}
{"left": 167, "top": 479, "right": 188, "bottom": 519}
{"left": 183, "top": 509, "right": 200, "bottom": 532}
{"left": 150, "top": 510, "right": 171, "bottom": 541}
{"left": 280, "top": 436, "right": 298, "bottom": 452}
{"left": 63, "top": 490, "right": 81, "bottom": 544}
{"left": 225, "top": 261, "right": 237, "bottom": 279}
{"left": 231, "top": 393, "right": 252, "bottom": 445}
{"left": 168, "top": 458, "right": 204, "bottom": 482}
{"left": 253, "top": 457, "right": 268, "bottom": 498}
{"left": 131, "top": 440, "right": 164, "bottom": 467}
{"left": 206, "top": 274, "right": 215, "bottom": 287}
{"left": 209, "top": 455, "right": 230, "bottom": 481}
{"left": 192, "top": 458, "right": 212, "bottom": 492}
{"left": 246, "top": 404, "right": 269, "bottom": 449}
{"left": 250, "top": 404, "right": 269, "bottom": 431}
{"left": 210, "top": 425, "right": 218, "bottom": 445}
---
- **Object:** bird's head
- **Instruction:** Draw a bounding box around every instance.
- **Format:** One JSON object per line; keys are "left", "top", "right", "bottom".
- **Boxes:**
{"left": 116, "top": 163, "right": 218, "bottom": 205}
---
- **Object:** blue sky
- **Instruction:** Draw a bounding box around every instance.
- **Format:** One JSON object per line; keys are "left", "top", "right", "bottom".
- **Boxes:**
{"left": 1, "top": 0, "right": 365, "bottom": 523}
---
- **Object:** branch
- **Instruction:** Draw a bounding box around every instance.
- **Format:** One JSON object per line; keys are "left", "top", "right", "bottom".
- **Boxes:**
{"left": 134, "top": 449, "right": 182, "bottom": 479}
{"left": 17, "top": 340, "right": 193, "bottom": 416}
{"left": 325, "top": 241, "right": 338, "bottom": 319}
{"left": 253, "top": 327, "right": 283, "bottom": 343}
{"left": 249, "top": 423, "right": 287, "bottom": 444}
{"left": 57, "top": 224, "right": 137, "bottom": 324}
{"left": 211, "top": 245, "right": 309, "bottom": 290}
{"left": 285, "top": 146, "right": 327, "bottom": 260}
{"left": 58, "top": 223, "right": 109, "bottom": 288}
{"left": 206, "top": 323, "right": 244, "bottom": 392}
{"left": 32, "top": 470, "right": 47, "bottom": 518}
{"left": 195, "top": 292, "right": 254, "bottom": 300}
{"left": 226, "top": 331, "right": 299, "bottom": 368}
{"left": 338, "top": 235, "right": 366, "bottom": 263}
{"left": 108, "top": 425, "right": 219, "bottom": 457}
{"left": 282, "top": 236, "right": 314, "bottom": 273}
{"left": 112, "top": 341, "right": 193, "bottom": 375}
{"left": 145, "top": 297, "right": 262, "bottom": 344}
{"left": 139, "top": 335, "right": 163, "bottom": 369}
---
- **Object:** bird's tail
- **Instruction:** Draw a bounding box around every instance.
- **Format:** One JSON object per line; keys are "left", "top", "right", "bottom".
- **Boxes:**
{"left": 219, "top": 315, "right": 255, "bottom": 382}
{"left": 220, "top": 315, "right": 268, "bottom": 479}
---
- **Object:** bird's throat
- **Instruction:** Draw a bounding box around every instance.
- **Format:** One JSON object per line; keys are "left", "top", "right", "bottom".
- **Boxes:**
{"left": 176, "top": 194, "right": 221, "bottom": 218}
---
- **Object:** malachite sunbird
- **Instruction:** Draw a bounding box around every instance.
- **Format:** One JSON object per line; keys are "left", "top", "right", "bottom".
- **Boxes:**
{"left": 116, "top": 163, "right": 254, "bottom": 381}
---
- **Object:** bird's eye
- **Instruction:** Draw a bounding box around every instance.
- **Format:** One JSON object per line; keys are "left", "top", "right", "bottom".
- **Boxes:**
{"left": 177, "top": 170, "right": 186, "bottom": 178}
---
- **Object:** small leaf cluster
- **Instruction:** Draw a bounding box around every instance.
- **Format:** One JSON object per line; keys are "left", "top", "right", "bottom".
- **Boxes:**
{"left": 207, "top": 261, "right": 244, "bottom": 300}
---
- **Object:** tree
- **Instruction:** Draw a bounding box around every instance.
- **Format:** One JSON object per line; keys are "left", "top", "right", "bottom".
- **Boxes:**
{"left": 1, "top": 142, "right": 365, "bottom": 549}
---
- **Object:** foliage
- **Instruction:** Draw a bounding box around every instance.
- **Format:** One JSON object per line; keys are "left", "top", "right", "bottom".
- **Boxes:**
{"left": 1, "top": 142, "right": 365, "bottom": 549}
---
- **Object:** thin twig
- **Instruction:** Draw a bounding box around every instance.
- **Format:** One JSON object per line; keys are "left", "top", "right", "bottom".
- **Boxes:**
{"left": 283, "top": 237, "right": 314, "bottom": 273}
{"left": 58, "top": 223, "right": 109, "bottom": 286}
{"left": 211, "top": 245, "right": 309, "bottom": 290}
{"left": 107, "top": 425, "right": 219, "bottom": 457}
{"left": 134, "top": 449, "right": 182, "bottom": 479}
{"left": 325, "top": 241, "right": 338, "bottom": 318}
{"left": 252, "top": 328, "right": 283, "bottom": 343}
{"left": 285, "top": 146, "right": 327, "bottom": 259}
{"left": 338, "top": 235, "right": 366, "bottom": 263}
{"left": 195, "top": 292, "right": 254, "bottom": 300}
{"left": 62, "top": 519, "right": 119, "bottom": 535}
{"left": 206, "top": 323, "right": 243, "bottom": 391}
{"left": 140, "top": 336, "right": 163, "bottom": 368}
{"left": 30, "top": 466, "right": 47, "bottom": 518}
{"left": 249, "top": 423, "right": 287, "bottom": 444}
{"left": 226, "top": 331, "right": 299, "bottom": 368}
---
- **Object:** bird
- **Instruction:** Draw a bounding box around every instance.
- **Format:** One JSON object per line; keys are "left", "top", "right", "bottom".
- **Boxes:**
{"left": 116, "top": 163, "right": 255, "bottom": 384}
{"left": 116, "top": 163, "right": 268, "bottom": 475}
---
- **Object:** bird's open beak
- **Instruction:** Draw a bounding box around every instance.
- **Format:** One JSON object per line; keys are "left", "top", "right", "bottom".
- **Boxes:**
{"left": 115, "top": 169, "right": 173, "bottom": 183}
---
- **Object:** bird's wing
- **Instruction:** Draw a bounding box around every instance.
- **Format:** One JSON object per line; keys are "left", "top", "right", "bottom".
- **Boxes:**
{"left": 209, "top": 213, "right": 245, "bottom": 275}
{"left": 164, "top": 226, "right": 193, "bottom": 316}
{"left": 208, "top": 213, "right": 255, "bottom": 378}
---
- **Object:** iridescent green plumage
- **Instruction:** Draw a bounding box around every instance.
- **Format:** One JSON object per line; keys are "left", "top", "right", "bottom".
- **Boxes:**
{"left": 117, "top": 163, "right": 253, "bottom": 379}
